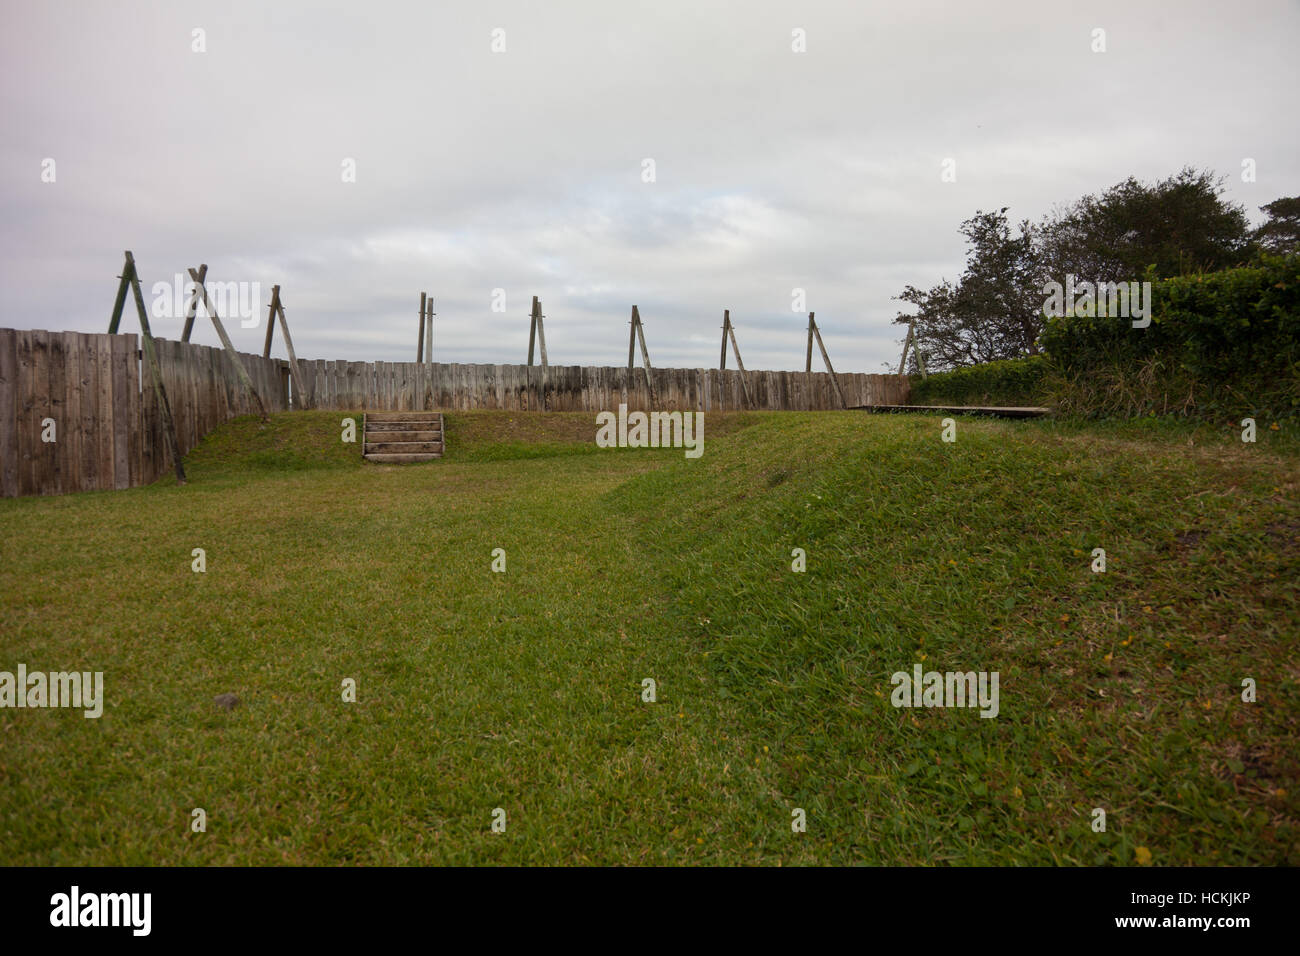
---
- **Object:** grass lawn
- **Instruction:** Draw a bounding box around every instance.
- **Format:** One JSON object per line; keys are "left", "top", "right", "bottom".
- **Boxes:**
{"left": 1, "top": 409, "right": 1296, "bottom": 865}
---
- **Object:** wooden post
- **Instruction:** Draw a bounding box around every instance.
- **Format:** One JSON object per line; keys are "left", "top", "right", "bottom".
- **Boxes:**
{"left": 628, "top": 305, "right": 655, "bottom": 407}
{"left": 718, "top": 311, "right": 730, "bottom": 411}
{"left": 424, "top": 297, "right": 434, "bottom": 364}
{"left": 898, "top": 319, "right": 915, "bottom": 376}
{"left": 417, "top": 292, "right": 426, "bottom": 363}
{"left": 805, "top": 316, "right": 815, "bottom": 374}
{"left": 808, "top": 313, "right": 847, "bottom": 409}
{"left": 722, "top": 309, "right": 753, "bottom": 409}
{"left": 526, "top": 296, "right": 549, "bottom": 410}
{"left": 430, "top": 299, "right": 439, "bottom": 409}
{"left": 804, "top": 313, "right": 815, "bottom": 406}
{"left": 534, "top": 301, "right": 549, "bottom": 368}
{"left": 125, "top": 252, "right": 186, "bottom": 484}
{"left": 535, "top": 299, "right": 549, "bottom": 410}
{"left": 188, "top": 267, "right": 268, "bottom": 420}
{"left": 182, "top": 264, "right": 206, "bottom": 343}
{"left": 528, "top": 295, "right": 539, "bottom": 366}
{"left": 108, "top": 257, "right": 131, "bottom": 334}
{"left": 262, "top": 286, "right": 278, "bottom": 358}
{"left": 271, "top": 287, "right": 309, "bottom": 409}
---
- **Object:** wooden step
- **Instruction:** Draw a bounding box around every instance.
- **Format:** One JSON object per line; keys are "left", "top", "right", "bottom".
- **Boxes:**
{"left": 365, "top": 410, "right": 444, "bottom": 423}
{"left": 364, "top": 440, "right": 444, "bottom": 455}
{"left": 362, "top": 411, "right": 445, "bottom": 463}
{"left": 364, "top": 423, "right": 442, "bottom": 436}
{"left": 363, "top": 452, "right": 442, "bottom": 463}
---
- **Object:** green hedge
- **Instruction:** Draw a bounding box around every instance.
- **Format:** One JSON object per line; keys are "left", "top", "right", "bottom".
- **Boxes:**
{"left": 1040, "top": 255, "right": 1299, "bottom": 418}
{"left": 908, "top": 355, "right": 1050, "bottom": 407}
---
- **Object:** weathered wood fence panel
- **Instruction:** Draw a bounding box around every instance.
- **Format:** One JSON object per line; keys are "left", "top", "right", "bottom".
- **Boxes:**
{"left": 2, "top": 327, "right": 908, "bottom": 498}
{"left": 295, "top": 362, "right": 907, "bottom": 412}
{"left": 1, "top": 329, "right": 291, "bottom": 497}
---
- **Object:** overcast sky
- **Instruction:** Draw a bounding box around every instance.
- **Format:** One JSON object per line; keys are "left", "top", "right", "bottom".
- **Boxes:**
{"left": 3, "top": 0, "right": 1297, "bottom": 372}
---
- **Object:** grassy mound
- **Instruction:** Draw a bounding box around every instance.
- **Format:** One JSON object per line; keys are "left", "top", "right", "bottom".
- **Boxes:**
{"left": 1, "top": 410, "right": 1295, "bottom": 864}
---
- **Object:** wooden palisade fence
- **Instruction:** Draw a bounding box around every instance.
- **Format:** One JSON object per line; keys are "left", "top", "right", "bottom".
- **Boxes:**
{"left": 0, "top": 329, "right": 287, "bottom": 497}
{"left": 1, "top": 329, "right": 906, "bottom": 498}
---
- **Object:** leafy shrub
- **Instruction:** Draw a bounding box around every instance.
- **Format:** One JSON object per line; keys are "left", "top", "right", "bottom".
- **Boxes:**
{"left": 1040, "top": 255, "right": 1299, "bottom": 418}
{"left": 908, "top": 355, "right": 1049, "bottom": 406}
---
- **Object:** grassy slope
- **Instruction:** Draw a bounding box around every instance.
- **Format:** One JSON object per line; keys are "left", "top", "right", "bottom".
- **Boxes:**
{"left": 0, "top": 410, "right": 1295, "bottom": 865}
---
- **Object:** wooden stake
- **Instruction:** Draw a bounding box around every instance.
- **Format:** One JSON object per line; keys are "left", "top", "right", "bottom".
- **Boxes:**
{"left": 124, "top": 252, "right": 186, "bottom": 484}
{"left": 808, "top": 312, "right": 847, "bottom": 409}
{"left": 424, "top": 297, "right": 434, "bottom": 364}
{"left": 898, "top": 319, "right": 915, "bottom": 376}
{"left": 181, "top": 264, "right": 206, "bottom": 343}
{"left": 262, "top": 285, "right": 278, "bottom": 358}
{"left": 527, "top": 296, "right": 539, "bottom": 366}
{"left": 805, "top": 316, "right": 815, "bottom": 374}
{"left": 417, "top": 292, "right": 426, "bottom": 363}
{"left": 720, "top": 310, "right": 752, "bottom": 408}
{"left": 188, "top": 267, "right": 268, "bottom": 420}
{"left": 527, "top": 296, "right": 549, "bottom": 410}
{"left": 535, "top": 299, "right": 549, "bottom": 410}
{"left": 271, "top": 287, "right": 309, "bottom": 409}
{"left": 108, "top": 258, "right": 131, "bottom": 334}
{"left": 628, "top": 305, "right": 655, "bottom": 407}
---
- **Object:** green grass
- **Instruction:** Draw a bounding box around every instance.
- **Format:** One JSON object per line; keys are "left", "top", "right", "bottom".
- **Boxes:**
{"left": 1, "top": 409, "right": 1296, "bottom": 865}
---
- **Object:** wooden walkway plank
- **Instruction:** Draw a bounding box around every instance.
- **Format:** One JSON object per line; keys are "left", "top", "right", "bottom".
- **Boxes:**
{"left": 855, "top": 404, "right": 1050, "bottom": 418}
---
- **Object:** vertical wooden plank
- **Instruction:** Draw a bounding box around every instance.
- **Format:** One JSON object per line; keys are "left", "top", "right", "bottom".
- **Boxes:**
{"left": 110, "top": 335, "right": 131, "bottom": 490}
{"left": 8, "top": 330, "right": 32, "bottom": 496}
{"left": 140, "top": 338, "right": 157, "bottom": 485}
{"left": 49, "top": 332, "right": 70, "bottom": 494}
{"left": 126, "top": 336, "right": 144, "bottom": 486}
{"left": 62, "top": 332, "right": 82, "bottom": 493}
{"left": 1, "top": 330, "right": 20, "bottom": 495}
{"left": 187, "top": 340, "right": 200, "bottom": 451}
{"left": 0, "top": 330, "right": 15, "bottom": 497}
{"left": 94, "top": 334, "right": 113, "bottom": 489}
{"left": 76, "top": 333, "right": 98, "bottom": 492}
{"left": 26, "top": 330, "right": 53, "bottom": 495}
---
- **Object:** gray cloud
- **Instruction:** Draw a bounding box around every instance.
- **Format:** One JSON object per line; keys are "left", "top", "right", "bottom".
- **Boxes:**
{"left": 3, "top": 0, "right": 1296, "bottom": 371}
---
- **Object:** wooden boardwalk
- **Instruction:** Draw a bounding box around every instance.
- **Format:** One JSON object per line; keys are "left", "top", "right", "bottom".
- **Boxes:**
{"left": 853, "top": 404, "right": 1050, "bottom": 419}
{"left": 362, "top": 410, "right": 444, "bottom": 463}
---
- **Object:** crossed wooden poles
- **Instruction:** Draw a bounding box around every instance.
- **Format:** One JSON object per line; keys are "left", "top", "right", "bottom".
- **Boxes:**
{"left": 106, "top": 251, "right": 186, "bottom": 484}
{"left": 108, "top": 251, "right": 310, "bottom": 484}
{"left": 516, "top": 303, "right": 847, "bottom": 410}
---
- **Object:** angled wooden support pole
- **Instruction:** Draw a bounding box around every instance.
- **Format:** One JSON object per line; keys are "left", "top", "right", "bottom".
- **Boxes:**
{"left": 719, "top": 309, "right": 753, "bottom": 409}
{"left": 628, "top": 305, "right": 655, "bottom": 407}
{"left": 424, "top": 296, "right": 434, "bottom": 365}
{"left": 270, "top": 286, "right": 309, "bottom": 409}
{"left": 123, "top": 251, "right": 186, "bottom": 484}
{"left": 108, "top": 254, "right": 132, "bottom": 333}
{"left": 526, "top": 296, "right": 549, "bottom": 410}
{"left": 182, "top": 264, "right": 207, "bottom": 342}
{"left": 808, "top": 312, "right": 847, "bottom": 409}
{"left": 188, "top": 267, "right": 268, "bottom": 420}
{"left": 417, "top": 292, "right": 426, "bottom": 363}
{"left": 897, "top": 318, "right": 928, "bottom": 380}
{"left": 262, "top": 283, "right": 279, "bottom": 358}
{"left": 898, "top": 319, "right": 915, "bottom": 376}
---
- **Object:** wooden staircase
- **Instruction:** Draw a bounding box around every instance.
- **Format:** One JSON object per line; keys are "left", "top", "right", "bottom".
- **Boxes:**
{"left": 362, "top": 411, "right": 444, "bottom": 463}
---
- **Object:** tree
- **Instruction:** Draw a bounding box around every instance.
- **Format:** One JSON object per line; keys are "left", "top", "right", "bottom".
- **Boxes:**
{"left": 1253, "top": 196, "right": 1300, "bottom": 255}
{"left": 1038, "top": 167, "right": 1252, "bottom": 282}
{"left": 893, "top": 209, "right": 1044, "bottom": 372}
